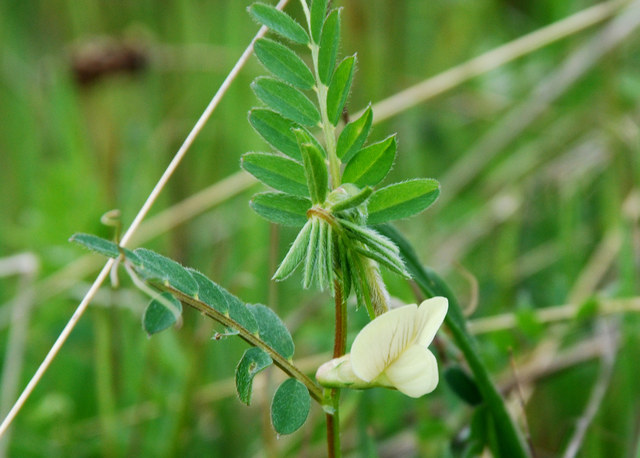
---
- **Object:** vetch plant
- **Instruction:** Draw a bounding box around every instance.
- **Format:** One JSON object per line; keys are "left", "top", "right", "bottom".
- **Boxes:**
{"left": 64, "top": 1, "right": 531, "bottom": 456}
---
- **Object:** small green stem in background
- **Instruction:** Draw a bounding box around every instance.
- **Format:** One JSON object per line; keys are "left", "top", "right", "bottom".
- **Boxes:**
{"left": 92, "top": 308, "right": 118, "bottom": 458}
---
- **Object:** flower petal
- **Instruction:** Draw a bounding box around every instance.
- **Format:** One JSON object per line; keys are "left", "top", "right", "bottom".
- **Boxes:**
{"left": 415, "top": 297, "right": 448, "bottom": 347}
{"left": 383, "top": 345, "right": 439, "bottom": 398}
{"left": 351, "top": 304, "right": 419, "bottom": 382}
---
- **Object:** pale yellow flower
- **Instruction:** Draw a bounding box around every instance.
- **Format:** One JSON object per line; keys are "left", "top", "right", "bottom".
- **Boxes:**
{"left": 316, "top": 297, "right": 448, "bottom": 398}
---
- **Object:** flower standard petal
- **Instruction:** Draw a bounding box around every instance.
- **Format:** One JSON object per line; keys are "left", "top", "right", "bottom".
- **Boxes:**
{"left": 383, "top": 346, "right": 439, "bottom": 398}
{"left": 351, "top": 304, "right": 419, "bottom": 382}
{"left": 415, "top": 297, "right": 448, "bottom": 347}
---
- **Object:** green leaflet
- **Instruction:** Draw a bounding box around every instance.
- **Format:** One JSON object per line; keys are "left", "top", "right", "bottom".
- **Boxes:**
{"left": 248, "top": 304, "right": 295, "bottom": 359}
{"left": 338, "top": 218, "right": 408, "bottom": 277}
{"left": 250, "top": 192, "right": 311, "bottom": 227}
{"left": 292, "top": 125, "right": 326, "bottom": 158}
{"left": 69, "top": 233, "right": 140, "bottom": 266}
{"left": 328, "top": 185, "right": 372, "bottom": 212}
{"left": 248, "top": 109, "right": 301, "bottom": 160}
{"left": 133, "top": 248, "right": 199, "bottom": 297}
{"left": 248, "top": 3, "right": 309, "bottom": 44}
{"left": 318, "top": 8, "right": 341, "bottom": 85}
{"left": 316, "top": 219, "right": 328, "bottom": 287}
{"left": 342, "top": 134, "right": 397, "bottom": 187}
{"left": 222, "top": 288, "right": 260, "bottom": 334}
{"left": 252, "top": 76, "right": 320, "bottom": 127}
{"left": 327, "top": 55, "right": 355, "bottom": 125}
{"left": 309, "top": 0, "right": 328, "bottom": 43}
{"left": 187, "top": 269, "right": 229, "bottom": 314}
{"left": 236, "top": 347, "right": 273, "bottom": 405}
{"left": 142, "top": 292, "right": 182, "bottom": 336}
{"left": 241, "top": 152, "right": 309, "bottom": 197}
{"left": 336, "top": 105, "right": 372, "bottom": 162}
{"left": 271, "top": 378, "right": 311, "bottom": 435}
{"left": 337, "top": 237, "right": 352, "bottom": 299}
{"left": 273, "top": 220, "right": 313, "bottom": 281}
{"left": 303, "top": 218, "right": 320, "bottom": 288}
{"left": 367, "top": 178, "right": 440, "bottom": 225}
{"left": 301, "top": 218, "right": 334, "bottom": 291}
{"left": 295, "top": 129, "right": 328, "bottom": 204}
{"left": 254, "top": 38, "right": 314, "bottom": 90}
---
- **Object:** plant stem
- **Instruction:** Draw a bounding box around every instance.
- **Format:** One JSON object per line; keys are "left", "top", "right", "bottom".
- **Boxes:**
{"left": 166, "top": 287, "right": 324, "bottom": 404}
{"left": 326, "top": 279, "right": 347, "bottom": 457}
{"left": 310, "top": 45, "right": 341, "bottom": 189}
{"left": 333, "top": 279, "right": 347, "bottom": 357}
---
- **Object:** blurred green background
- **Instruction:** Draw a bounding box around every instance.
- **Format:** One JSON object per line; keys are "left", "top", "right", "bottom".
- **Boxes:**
{"left": 1, "top": 0, "right": 639, "bottom": 456}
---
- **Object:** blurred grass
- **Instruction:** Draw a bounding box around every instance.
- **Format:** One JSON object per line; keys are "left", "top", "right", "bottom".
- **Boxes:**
{"left": 1, "top": 0, "right": 639, "bottom": 456}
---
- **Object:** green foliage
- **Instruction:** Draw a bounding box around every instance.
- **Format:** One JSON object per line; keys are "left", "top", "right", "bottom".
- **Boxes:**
{"left": 142, "top": 292, "right": 182, "bottom": 335}
{"left": 236, "top": 348, "right": 273, "bottom": 405}
{"left": 248, "top": 3, "right": 309, "bottom": 44}
{"left": 309, "top": 0, "right": 329, "bottom": 42}
{"left": 273, "top": 220, "right": 313, "bottom": 281}
{"left": 327, "top": 55, "right": 356, "bottom": 125}
{"left": 296, "top": 131, "right": 328, "bottom": 204}
{"left": 342, "top": 135, "right": 397, "bottom": 187}
{"left": 133, "top": 249, "right": 198, "bottom": 296}
{"left": 367, "top": 178, "right": 440, "bottom": 225}
{"left": 336, "top": 106, "right": 372, "bottom": 162}
{"left": 241, "top": 152, "right": 309, "bottom": 197}
{"left": 249, "top": 304, "right": 295, "bottom": 359}
{"left": 254, "top": 38, "right": 315, "bottom": 90}
{"left": 328, "top": 185, "right": 373, "bottom": 212}
{"left": 187, "top": 269, "right": 229, "bottom": 314}
{"left": 317, "top": 8, "right": 341, "bottom": 84}
{"left": 68, "top": 233, "right": 138, "bottom": 262}
{"left": 271, "top": 379, "right": 311, "bottom": 435}
{"left": 303, "top": 217, "right": 333, "bottom": 289}
{"left": 249, "top": 192, "right": 311, "bottom": 227}
{"left": 71, "top": 234, "right": 313, "bottom": 433}
{"left": 251, "top": 77, "right": 320, "bottom": 127}
{"left": 248, "top": 108, "right": 302, "bottom": 160}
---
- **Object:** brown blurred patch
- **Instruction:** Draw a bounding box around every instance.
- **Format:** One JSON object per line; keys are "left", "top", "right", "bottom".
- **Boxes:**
{"left": 71, "top": 39, "right": 147, "bottom": 87}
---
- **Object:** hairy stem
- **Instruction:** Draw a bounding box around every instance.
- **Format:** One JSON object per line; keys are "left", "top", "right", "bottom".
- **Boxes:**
{"left": 326, "top": 279, "right": 347, "bottom": 458}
